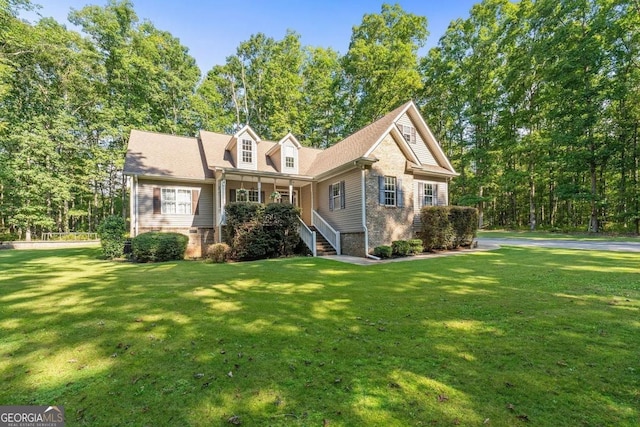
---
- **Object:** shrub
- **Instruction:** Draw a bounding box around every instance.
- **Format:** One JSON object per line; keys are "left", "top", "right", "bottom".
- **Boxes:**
{"left": 207, "top": 243, "right": 230, "bottom": 263}
{"left": 420, "top": 206, "right": 454, "bottom": 251}
{"left": 132, "top": 232, "right": 188, "bottom": 262}
{"left": 262, "top": 203, "right": 301, "bottom": 257}
{"left": 374, "top": 245, "right": 392, "bottom": 258}
{"left": 449, "top": 206, "right": 478, "bottom": 247}
{"left": 408, "top": 239, "right": 423, "bottom": 254}
{"left": 0, "top": 232, "right": 19, "bottom": 242}
{"left": 392, "top": 240, "right": 411, "bottom": 256}
{"left": 224, "top": 202, "right": 302, "bottom": 261}
{"left": 97, "top": 215, "right": 127, "bottom": 259}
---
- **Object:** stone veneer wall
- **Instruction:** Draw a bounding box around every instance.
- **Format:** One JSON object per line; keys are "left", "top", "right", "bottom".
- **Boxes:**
{"left": 138, "top": 227, "right": 215, "bottom": 258}
{"left": 365, "top": 134, "right": 416, "bottom": 253}
{"left": 340, "top": 232, "right": 366, "bottom": 257}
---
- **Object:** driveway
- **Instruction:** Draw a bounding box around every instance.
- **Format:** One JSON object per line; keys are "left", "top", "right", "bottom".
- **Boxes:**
{"left": 479, "top": 237, "right": 640, "bottom": 252}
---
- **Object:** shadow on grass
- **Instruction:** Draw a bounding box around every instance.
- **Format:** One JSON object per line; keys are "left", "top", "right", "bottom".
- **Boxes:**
{"left": 0, "top": 248, "right": 639, "bottom": 426}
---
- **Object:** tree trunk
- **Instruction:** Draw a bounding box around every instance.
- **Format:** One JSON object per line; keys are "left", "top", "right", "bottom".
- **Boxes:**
{"left": 529, "top": 175, "right": 536, "bottom": 231}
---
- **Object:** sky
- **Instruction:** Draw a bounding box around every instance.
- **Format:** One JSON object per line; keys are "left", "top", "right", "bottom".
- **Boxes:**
{"left": 22, "top": 0, "right": 479, "bottom": 75}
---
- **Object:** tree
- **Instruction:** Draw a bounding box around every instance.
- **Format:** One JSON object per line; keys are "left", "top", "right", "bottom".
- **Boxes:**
{"left": 342, "top": 3, "right": 428, "bottom": 132}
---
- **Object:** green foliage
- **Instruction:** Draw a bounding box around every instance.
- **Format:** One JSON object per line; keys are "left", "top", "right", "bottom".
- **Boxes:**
{"left": 420, "top": 206, "right": 478, "bottom": 251}
{"left": 342, "top": 3, "right": 428, "bottom": 131}
{"left": 420, "top": 206, "right": 454, "bottom": 251}
{"left": 97, "top": 215, "right": 127, "bottom": 259}
{"left": 408, "top": 239, "right": 423, "bottom": 254}
{"left": 391, "top": 240, "right": 411, "bottom": 256}
{"left": 131, "top": 232, "right": 188, "bottom": 262}
{"left": 373, "top": 245, "right": 392, "bottom": 258}
{"left": 224, "top": 202, "right": 301, "bottom": 261}
{"left": 0, "top": 232, "right": 19, "bottom": 242}
{"left": 206, "top": 243, "right": 230, "bottom": 263}
{"left": 449, "top": 206, "right": 479, "bottom": 247}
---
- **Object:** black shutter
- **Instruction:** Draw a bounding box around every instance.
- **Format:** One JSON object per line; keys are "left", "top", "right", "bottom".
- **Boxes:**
{"left": 397, "top": 177, "right": 404, "bottom": 208}
{"left": 329, "top": 184, "right": 334, "bottom": 211}
{"left": 340, "top": 181, "right": 346, "bottom": 209}
{"left": 378, "top": 176, "right": 385, "bottom": 205}
{"left": 418, "top": 182, "right": 424, "bottom": 208}
{"left": 230, "top": 189, "right": 236, "bottom": 202}
{"left": 153, "top": 187, "right": 161, "bottom": 214}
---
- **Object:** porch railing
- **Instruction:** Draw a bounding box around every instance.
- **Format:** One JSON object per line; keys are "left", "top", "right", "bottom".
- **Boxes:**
{"left": 297, "top": 217, "right": 316, "bottom": 257}
{"left": 311, "top": 211, "right": 340, "bottom": 255}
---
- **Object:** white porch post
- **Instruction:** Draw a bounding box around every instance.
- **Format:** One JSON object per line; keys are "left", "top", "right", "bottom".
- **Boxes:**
{"left": 288, "top": 179, "right": 293, "bottom": 204}
{"left": 133, "top": 175, "right": 139, "bottom": 237}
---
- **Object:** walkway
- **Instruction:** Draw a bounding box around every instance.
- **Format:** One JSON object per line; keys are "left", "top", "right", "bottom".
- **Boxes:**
{"left": 327, "top": 237, "right": 640, "bottom": 265}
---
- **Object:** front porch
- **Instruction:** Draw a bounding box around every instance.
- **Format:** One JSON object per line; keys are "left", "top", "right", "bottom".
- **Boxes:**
{"left": 214, "top": 171, "right": 343, "bottom": 256}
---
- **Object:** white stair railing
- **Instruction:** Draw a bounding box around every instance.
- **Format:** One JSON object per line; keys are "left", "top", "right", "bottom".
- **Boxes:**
{"left": 311, "top": 211, "right": 340, "bottom": 255}
{"left": 297, "top": 217, "right": 317, "bottom": 257}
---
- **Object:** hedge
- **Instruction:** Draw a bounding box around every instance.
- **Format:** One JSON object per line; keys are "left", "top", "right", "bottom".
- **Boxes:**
{"left": 420, "top": 206, "right": 478, "bottom": 251}
{"left": 392, "top": 240, "right": 411, "bottom": 256}
{"left": 224, "top": 202, "right": 302, "bottom": 261}
{"left": 97, "top": 215, "right": 127, "bottom": 259}
{"left": 131, "top": 232, "right": 188, "bottom": 262}
{"left": 373, "top": 245, "right": 392, "bottom": 258}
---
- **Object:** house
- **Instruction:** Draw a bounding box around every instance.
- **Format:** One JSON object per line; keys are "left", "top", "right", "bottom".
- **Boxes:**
{"left": 123, "top": 100, "right": 457, "bottom": 258}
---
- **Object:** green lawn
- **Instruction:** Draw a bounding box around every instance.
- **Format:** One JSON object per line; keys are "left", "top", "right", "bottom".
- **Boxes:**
{"left": 1, "top": 248, "right": 639, "bottom": 426}
{"left": 478, "top": 229, "right": 640, "bottom": 241}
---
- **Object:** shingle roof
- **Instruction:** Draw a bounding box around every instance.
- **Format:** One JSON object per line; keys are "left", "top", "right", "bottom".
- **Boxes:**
{"left": 304, "top": 101, "right": 412, "bottom": 176}
{"left": 124, "top": 100, "right": 455, "bottom": 180}
{"left": 124, "top": 130, "right": 213, "bottom": 179}
{"left": 199, "top": 130, "right": 322, "bottom": 175}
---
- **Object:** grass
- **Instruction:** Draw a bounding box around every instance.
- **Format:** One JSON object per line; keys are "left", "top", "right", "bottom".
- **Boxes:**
{"left": 1, "top": 248, "right": 639, "bottom": 426}
{"left": 478, "top": 229, "right": 640, "bottom": 242}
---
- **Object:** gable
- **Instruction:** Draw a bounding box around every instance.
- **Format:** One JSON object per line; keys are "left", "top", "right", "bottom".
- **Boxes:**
{"left": 396, "top": 112, "right": 438, "bottom": 166}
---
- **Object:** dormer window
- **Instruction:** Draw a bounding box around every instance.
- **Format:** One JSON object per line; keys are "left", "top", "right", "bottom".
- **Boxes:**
{"left": 401, "top": 125, "right": 416, "bottom": 143}
{"left": 284, "top": 145, "right": 295, "bottom": 169}
{"left": 241, "top": 139, "right": 253, "bottom": 163}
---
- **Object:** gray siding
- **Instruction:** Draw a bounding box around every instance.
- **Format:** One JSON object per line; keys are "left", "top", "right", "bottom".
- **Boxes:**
{"left": 236, "top": 130, "right": 257, "bottom": 170}
{"left": 396, "top": 112, "right": 437, "bottom": 166}
{"left": 138, "top": 179, "right": 215, "bottom": 229}
{"left": 412, "top": 178, "right": 448, "bottom": 230}
{"left": 316, "top": 169, "right": 363, "bottom": 233}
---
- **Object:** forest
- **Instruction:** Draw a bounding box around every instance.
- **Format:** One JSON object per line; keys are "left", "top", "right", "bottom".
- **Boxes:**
{"left": 1, "top": 0, "right": 639, "bottom": 239}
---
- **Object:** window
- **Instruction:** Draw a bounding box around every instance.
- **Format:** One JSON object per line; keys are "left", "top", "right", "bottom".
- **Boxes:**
{"left": 161, "top": 188, "right": 192, "bottom": 214}
{"left": 241, "top": 139, "right": 253, "bottom": 163}
{"left": 378, "top": 176, "right": 404, "bottom": 207}
{"left": 384, "top": 176, "right": 396, "bottom": 206}
{"left": 402, "top": 125, "right": 416, "bottom": 143}
{"left": 232, "top": 189, "right": 262, "bottom": 203}
{"left": 284, "top": 145, "right": 295, "bottom": 169}
{"left": 329, "top": 181, "right": 345, "bottom": 211}
{"left": 423, "top": 183, "right": 436, "bottom": 206}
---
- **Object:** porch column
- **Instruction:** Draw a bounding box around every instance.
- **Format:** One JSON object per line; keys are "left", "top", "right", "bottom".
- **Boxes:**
{"left": 220, "top": 178, "right": 226, "bottom": 224}
{"left": 257, "top": 177, "right": 262, "bottom": 203}
{"left": 133, "top": 175, "right": 139, "bottom": 236}
{"left": 289, "top": 179, "right": 293, "bottom": 204}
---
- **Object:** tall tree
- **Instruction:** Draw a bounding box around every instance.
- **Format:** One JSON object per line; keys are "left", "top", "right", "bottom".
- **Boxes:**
{"left": 342, "top": 3, "right": 428, "bottom": 131}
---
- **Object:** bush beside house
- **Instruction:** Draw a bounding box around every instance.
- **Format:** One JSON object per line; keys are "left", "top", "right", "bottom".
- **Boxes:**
{"left": 206, "top": 243, "right": 231, "bottom": 263}
{"left": 224, "top": 202, "right": 302, "bottom": 261}
{"left": 131, "top": 232, "right": 188, "bottom": 262}
{"left": 97, "top": 215, "right": 127, "bottom": 259}
{"left": 420, "top": 206, "right": 478, "bottom": 251}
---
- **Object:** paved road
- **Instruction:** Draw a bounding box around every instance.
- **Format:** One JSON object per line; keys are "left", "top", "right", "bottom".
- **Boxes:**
{"left": 479, "top": 237, "right": 640, "bottom": 252}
